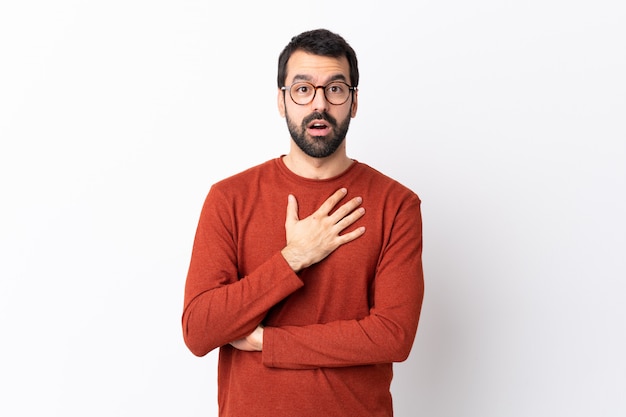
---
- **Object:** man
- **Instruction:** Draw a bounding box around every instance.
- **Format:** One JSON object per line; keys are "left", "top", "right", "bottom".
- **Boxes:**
{"left": 182, "top": 28, "right": 424, "bottom": 417}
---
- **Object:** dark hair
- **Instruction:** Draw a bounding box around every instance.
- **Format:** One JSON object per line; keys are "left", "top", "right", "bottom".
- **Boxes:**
{"left": 277, "top": 29, "right": 359, "bottom": 88}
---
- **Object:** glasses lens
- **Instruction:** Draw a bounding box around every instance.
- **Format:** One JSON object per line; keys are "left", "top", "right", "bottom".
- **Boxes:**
{"left": 324, "top": 82, "right": 350, "bottom": 105}
{"left": 290, "top": 83, "right": 315, "bottom": 105}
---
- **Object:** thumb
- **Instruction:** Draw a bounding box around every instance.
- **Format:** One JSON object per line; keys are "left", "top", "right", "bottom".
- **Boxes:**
{"left": 285, "top": 194, "right": 299, "bottom": 225}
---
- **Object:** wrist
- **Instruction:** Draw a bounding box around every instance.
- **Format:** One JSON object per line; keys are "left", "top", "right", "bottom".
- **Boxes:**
{"left": 281, "top": 247, "right": 304, "bottom": 272}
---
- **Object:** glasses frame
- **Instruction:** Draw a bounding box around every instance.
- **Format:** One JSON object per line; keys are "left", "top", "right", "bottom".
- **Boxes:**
{"left": 281, "top": 81, "right": 357, "bottom": 106}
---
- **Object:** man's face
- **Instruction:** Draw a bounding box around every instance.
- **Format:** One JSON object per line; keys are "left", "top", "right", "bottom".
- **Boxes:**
{"left": 278, "top": 50, "right": 358, "bottom": 158}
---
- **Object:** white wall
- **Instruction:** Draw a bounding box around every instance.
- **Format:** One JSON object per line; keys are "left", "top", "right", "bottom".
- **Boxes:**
{"left": 1, "top": 1, "right": 624, "bottom": 416}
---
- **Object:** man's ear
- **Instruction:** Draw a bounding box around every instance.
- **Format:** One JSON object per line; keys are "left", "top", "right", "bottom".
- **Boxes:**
{"left": 350, "top": 89, "right": 358, "bottom": 118}
{"left": 278, "top": 89, "right": 286, "bottom": 117}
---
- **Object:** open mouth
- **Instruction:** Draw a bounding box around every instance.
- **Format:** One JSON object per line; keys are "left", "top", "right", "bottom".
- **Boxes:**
{"left": 308, "top": 121, "right": 329, "bottom": 130}
{"left": 303, "top": 113, "right": 335, "bottom": 137}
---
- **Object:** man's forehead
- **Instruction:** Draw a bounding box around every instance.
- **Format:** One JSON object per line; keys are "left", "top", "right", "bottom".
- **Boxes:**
{"left": 285, "top": 50, "right": 350, "bottom": 82}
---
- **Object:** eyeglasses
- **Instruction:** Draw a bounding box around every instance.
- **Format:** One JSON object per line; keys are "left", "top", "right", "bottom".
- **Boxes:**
{"left": 281, "top": 81, "right": 357, "bottom": 105}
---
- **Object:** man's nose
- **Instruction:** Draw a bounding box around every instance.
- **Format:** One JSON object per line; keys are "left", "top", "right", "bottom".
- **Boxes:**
{"left": 311, "top": 86, "right": 329, "bottom": 112}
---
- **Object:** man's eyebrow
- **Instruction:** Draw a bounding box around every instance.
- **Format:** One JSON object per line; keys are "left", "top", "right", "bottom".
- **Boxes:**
{"left": 291, "top": 74, "right": 313, "bottom": 83}
{"left": 327, "top": 74, "right": 348, "bottom": 83}
{"left": 291, "top": 74, "right": 348, "bottom": 84}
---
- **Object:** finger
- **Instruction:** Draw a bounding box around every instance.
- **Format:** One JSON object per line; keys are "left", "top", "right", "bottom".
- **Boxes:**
{"left": 336, "top": 226, "right": 366, "bottom": 245}
{"left": 330, "top": 196, "right": 363, "bottom": 223}
{"left": 316, "top": 188, "right": 348, "bottom": 215}
{"left": 335, "top": 206, "right": 366, "bottom": 230}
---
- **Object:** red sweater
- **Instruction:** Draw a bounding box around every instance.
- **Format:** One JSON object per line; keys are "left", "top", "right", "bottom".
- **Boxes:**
{"left": 182, "top": 157, "right": 424, "bottom": 417}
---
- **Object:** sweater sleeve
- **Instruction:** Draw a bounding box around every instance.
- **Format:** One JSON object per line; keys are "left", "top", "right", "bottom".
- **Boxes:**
{"left": 181, "top": 186, "right": 303, "bottom": 357}
{"left": 263, "top": 194, "right": 424, "bottom": 369}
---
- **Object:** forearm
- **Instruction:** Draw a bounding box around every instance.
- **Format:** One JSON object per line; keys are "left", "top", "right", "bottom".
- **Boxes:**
{"left": 182, "top": 251, "right": 302, "bottom": 356}
{"left": 262, "top": 301, "right": 422, "bottom": 369}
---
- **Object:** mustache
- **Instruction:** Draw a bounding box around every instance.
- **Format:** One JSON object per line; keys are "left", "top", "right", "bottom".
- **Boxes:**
{"left": 302, "top": 112, "right": 337, "bottom": 126}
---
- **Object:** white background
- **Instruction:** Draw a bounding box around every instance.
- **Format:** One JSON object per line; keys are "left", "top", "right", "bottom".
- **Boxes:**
{"left": 1, "top": 1, "right": 625, "bottom": 416}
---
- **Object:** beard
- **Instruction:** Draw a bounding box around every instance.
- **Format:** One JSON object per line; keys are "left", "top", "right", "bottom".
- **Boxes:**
{"left": 286, "top": 110, "right": 351, "bottom": 158}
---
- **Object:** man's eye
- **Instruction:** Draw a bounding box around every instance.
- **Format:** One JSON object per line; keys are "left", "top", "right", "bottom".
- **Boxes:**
{"left": 295, "top": 85, "right": 311, "bottom": 94}
{"left": 327, "top": 84, "right": 344, "bottom": 94}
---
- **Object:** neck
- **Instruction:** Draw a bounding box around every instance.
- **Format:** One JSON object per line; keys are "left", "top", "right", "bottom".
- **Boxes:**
{"left": 282, "top": 144, "right": 353, "bottom": 180}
